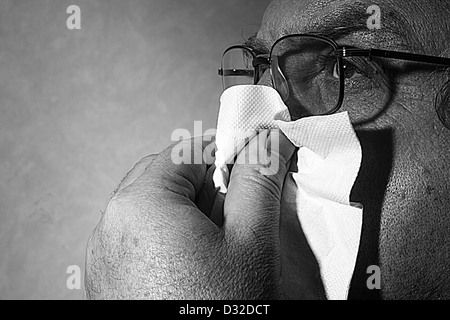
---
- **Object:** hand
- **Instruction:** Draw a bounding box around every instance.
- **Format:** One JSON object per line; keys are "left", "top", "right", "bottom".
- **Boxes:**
{"left": 85, "top": 131, "right": 296, "bottom": 299}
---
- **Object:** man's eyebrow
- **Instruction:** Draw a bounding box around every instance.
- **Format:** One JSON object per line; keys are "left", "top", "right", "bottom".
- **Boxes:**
{"left": 307, "top": 3, "right": 410, "bottom": 44}
{"left": 307, "top": 4, "right": 375, "bottom": 39}
{"left": 243, "top": 35, "right": 270, "bottom": 55}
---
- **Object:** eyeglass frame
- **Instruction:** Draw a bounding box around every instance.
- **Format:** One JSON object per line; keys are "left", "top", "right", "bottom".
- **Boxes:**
{"left": 218, "top": 33, "right": 450, "bottom": 116}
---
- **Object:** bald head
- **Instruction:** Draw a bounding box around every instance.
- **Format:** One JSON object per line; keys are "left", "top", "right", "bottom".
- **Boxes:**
{"left": 257, "top": 0, "right": 450, "bottom": 299}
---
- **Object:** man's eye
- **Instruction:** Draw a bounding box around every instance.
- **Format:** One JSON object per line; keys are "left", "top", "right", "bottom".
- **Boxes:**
{"left": 332, "top": 61, "right": 358, "bottom": 79}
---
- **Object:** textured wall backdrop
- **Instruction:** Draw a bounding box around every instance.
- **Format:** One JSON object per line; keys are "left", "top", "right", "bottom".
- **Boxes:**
{"left": 0, "top": 0, "right": 271, "bottom": 299}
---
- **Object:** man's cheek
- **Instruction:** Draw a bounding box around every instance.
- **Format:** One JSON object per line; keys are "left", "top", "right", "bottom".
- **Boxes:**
{"left": 340, "top": 62, "right": 393, "bottom": 125}
{"left": 343, "top": 89, "right": 393, "bottom": 127}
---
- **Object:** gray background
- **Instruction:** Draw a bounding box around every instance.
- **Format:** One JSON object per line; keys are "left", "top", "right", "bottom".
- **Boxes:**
{"left": 0, "top": 0, "right": 271, "bottom": 299}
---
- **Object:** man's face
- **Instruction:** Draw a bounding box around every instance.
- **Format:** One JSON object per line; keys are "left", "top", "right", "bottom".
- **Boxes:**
{"left": 257, "top": 0, "right": 450, "bottom": 299}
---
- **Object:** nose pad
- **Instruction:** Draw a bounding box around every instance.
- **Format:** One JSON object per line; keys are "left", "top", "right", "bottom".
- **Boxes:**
{"left": 270, "top": 56, "right": 290, "bottom": 102}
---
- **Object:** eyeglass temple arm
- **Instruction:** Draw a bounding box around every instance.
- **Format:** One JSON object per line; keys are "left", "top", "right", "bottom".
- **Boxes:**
{"left": 340, "top": 48, "right": 450, "bottom": 66}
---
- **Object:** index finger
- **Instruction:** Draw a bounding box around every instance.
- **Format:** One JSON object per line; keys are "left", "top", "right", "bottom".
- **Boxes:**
{"left": 112, "top": 154, "right": 158, "bottom": 198}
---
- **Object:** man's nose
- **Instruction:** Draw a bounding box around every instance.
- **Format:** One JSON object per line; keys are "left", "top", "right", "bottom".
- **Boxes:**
{"left": 257, "top": 69, "right": 273, "bottom": 87}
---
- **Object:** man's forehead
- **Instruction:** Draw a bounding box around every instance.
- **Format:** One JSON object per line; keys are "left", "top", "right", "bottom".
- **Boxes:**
{"left": 256, "top": 0, "right": 439, "bottom": 47}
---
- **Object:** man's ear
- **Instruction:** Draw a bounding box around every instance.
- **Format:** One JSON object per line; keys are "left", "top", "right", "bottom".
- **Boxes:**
{"left": 435, "top": 75, "right": 450, "bottom": 130}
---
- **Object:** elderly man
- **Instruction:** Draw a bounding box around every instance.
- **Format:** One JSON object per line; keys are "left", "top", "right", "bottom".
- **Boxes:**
{"left": 85, "top": 0, "right": 450, "bottom": 299}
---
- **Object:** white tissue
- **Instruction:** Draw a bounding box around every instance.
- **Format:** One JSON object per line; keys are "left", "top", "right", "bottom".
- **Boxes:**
{"left": 213, "top": 85, "right": 363, "bottom": 300}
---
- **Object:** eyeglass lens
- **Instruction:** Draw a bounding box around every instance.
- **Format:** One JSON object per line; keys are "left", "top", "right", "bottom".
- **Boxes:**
{"left": 221, "top": 48, "right": 255, "bottom": 90}
{"left": 271, "top": 36, "right": 342, "bottom": 116}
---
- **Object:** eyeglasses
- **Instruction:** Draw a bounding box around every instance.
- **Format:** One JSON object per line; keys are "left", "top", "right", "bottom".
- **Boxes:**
{"left": 218, "top": 33, "right": 450, "bottom": 118}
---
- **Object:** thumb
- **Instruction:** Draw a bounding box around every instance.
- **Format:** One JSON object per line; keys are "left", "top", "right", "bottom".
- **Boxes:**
{"left": 224, "top": 129, "right": 296, "bottom": 238}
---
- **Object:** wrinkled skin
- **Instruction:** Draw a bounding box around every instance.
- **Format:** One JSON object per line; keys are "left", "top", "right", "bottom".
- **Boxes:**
{"left": 85, "top": 0, "right": 450, "bottom": 299}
